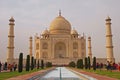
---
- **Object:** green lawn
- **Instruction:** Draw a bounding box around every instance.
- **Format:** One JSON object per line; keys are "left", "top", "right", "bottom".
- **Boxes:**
{"left": 84, "top": 69, "right": 120, "bottom": 79}
{"left": 0, "top": 68, "right": 41, "bottom": 80}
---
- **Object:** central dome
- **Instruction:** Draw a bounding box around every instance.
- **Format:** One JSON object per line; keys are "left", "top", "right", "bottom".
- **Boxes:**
{"left": 49, "top": 13, "right": 71, "bottom": 34}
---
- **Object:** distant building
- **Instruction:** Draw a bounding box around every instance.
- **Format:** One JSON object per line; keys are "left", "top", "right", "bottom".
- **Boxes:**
{"left": 34, "top": 11, "right": 86, "bottom": 65}
{"left": 6, "top": 12, "right": 115, "bottom": 65}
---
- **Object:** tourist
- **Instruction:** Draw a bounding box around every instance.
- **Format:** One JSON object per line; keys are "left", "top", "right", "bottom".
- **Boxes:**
{"left": 8, "top": 64, "right": 11, "bottom": 72}
{"left": 96, "top": 63, "right": 99, "bottom": 68}
{"left": 4, "top": 62, "right": 7, "bottom": 70}
{"left": 0, "top": 61, "right": 2, "bottom": 72}
{"left": 100, "top": 63, "right": 103, "bottom": 69}
{"left": 13, "top": 64, "right": 17, "bottom": 71}
{"left": 118, "top": 62, "right": 120, "bottom": 71}
{"left": 106, "top": 61, "right": 110, "bottom": 70}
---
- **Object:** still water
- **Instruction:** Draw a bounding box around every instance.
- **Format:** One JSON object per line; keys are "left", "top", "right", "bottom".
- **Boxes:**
{"left": 29, "top": 67, "right": 97, "bottom": 80}
{"left": 40, "top": 67, "right": 82, "bottom": 80}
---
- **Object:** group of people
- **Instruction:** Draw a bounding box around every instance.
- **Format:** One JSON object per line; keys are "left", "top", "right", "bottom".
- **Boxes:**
{"left": 106, "top": 61, "right": 120, "bottom": 71}
{"left": 0, "top": 61, "right": 17, "bottom": 72}
{"left": 95, "top": 61, "right": 120, "bottom": 71}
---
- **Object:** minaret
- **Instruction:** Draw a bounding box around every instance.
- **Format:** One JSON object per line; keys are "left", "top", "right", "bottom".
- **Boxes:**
{"left": 29, "top": 36, "right": 33, "bottom": 58}
{"left": 88, "top": 36, "right": 92, "bottom": 64}
{"left": 7, "top": 17, "right": 15, "bottom": 64}
{"left": 105, "top": 16, "right": 115, "bottom": 63}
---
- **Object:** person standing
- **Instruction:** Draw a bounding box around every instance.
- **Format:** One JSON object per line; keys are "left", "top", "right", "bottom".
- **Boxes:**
{"left": 13, "top": 64, "right": 17, "bottom": 71}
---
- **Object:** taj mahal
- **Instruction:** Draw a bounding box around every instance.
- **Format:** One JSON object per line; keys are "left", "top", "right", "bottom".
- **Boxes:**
{"left": 6, "top": 11, "right": 115, "bottom": 65}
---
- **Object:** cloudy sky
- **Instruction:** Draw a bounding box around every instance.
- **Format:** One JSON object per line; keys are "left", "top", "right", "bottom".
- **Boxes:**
{"left": 0, "top": 0, "right": 120, "bottom": 63}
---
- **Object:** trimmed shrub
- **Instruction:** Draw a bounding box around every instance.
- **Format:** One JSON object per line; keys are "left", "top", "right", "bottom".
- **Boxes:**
{"left": 80, "top": 59, "right": 83, "bottom": 69}
{"left": 18, "top": 53, "right": 23, "bottom": 72}
{"left": 84, "top": 57, "right": 88, "bottom": 69}
{"left": 26, "top": 55, "right": 30, "bottom": 71}
{"left": 46, "top": 62, "right": 52, "bottom": 67}
{"left": 69, "top": 61, "right": 76, "bottom": 67}
{"left": 77, "top": 59, "right": 81, "bottom": 68}
{"left": 34, "top": 59, "right": 36, "bottom": 68}
{"left": 37, "top": 60, "right": 39, "bottom": 69}
{"left": 88, "top": 56, "right": 91, "bottom": 70}
{"left": 41, "top": 60, "right": 44, "bottom": 69}
{"left": 31, "top": 56, "right": 34, "bottom": 70}
{"left": 93, "top": 57, "right": 96, "bottom": 70}
{"left": 77, "top": 59, "right": 83, "bottom": 69}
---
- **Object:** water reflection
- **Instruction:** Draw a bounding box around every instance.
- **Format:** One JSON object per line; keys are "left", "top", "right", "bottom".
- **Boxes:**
{"left": 39, "top": 67, "right": 82, "bottom": 80}
{"left": 40, "top": 78, "right": 82, "bottom": 80}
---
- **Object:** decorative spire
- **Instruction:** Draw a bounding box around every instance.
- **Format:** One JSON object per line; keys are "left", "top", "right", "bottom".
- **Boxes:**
{"left": 9, "top": 16, "right": 15, "bottom": 22}
{"left": 106, "top": 16, "right": 111, "bottom": 21}
{"left": 59, "top": 10, "right": 61, "bottom": 16}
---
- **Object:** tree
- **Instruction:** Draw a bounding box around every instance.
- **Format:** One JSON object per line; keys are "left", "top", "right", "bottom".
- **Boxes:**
{"left": 31, "top": 56, "right": 34, "bottom": 70}
{"left": 77, "top": 59, "right": 80, "bottom": 68}
{"left": 18, "top": 53, "right": 23, "bottom": 72}
{"left": 41, "top": 59, "right": 44, "bottom": 69}
{"left": 37, "top": 60, "right": 39, "bottom": 69}
{"left": 93, "top": 57, "right": 96, "bottom": 70}
{"left": 26, "top": 55, "right": 30, "bottom": 71}
{"left": 77, "top": 59, "right": 83, "bottom": 69}
{"left": 84, "top": 57, "right": 88, "bottom": 69}
{"left": 88, "top": 56, "right": 91, "bottom": 70}
{"left": 46, "top": 62, "right": 52, "bottom": 67}
{"left": 69, "top": 61, "right": 76, "bottom": 67}
{"left": 80, "top": 59, "right": 83, "bottom": 69}
{"left": 34, "top": 59, "right": 36, "bottom": 68}
{"left": 4, "top": 62, "right": 7, "bottom": 70}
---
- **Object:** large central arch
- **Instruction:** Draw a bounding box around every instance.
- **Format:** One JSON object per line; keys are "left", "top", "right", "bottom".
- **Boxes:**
{"left": 54, "top": 42, "right": 66, "bottom": 58}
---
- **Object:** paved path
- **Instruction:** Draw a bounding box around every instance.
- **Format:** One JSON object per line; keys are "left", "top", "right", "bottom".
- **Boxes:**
{"left": 41, "top": 67, "right": 89, "bottom": 80}
{"left": 7, "top": 68, "right": 54, "bottom": 80}
{"left": 7, "top": 67, "right": 119, "bottom": 80}
{"left": 70, "top": 68, "right": 118, "bottom": 80}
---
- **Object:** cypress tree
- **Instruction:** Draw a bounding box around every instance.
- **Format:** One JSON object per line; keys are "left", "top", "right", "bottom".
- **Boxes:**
{"left": 77, "top": 59, "right": 81, "bottom": 68}
{"left": 31, "top": 56, "right": 34, "bottom": 70}
{"left": 34, "top": 59, "right": 36, "bottom": 68}
{"left": 69, "top": 61, "right": 76, "bottom": 67}
{"left": 93, "top": 57, "right": 96, "bottom": 70}
{"left": 18, "top": 53, "right": 23, "bottom": 72}
{"left": 84, "top": 57, "right": 88, "bottom": 69}
{"left": 80, "top": 59, "right": 83, "bottom": 69}
{"left": 88, "top": 56, "right": 91, "bottom": 70}
{"left": 26, "top": 55, "right": 30, "bottom": 71}
{"left": 46, "top": 62, "right": 52, "bottom": 67}
{"left": 37, "top": 60, "right": 39, "bottom": 69}
{"left": 41, "top": 59, "right": 44, "bottom": 69}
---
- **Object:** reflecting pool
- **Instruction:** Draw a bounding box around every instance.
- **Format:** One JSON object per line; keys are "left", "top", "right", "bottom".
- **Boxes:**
{"left": 29, "top": 67, "right": 97, "bottom": 80}
{"left": 40, "top": 67, "right": 81, "bottom": 80}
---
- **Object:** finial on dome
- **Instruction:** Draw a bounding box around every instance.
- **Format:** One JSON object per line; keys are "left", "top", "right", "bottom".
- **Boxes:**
{"left": 107, "top": 16, "right": 111, "bottom": 19}
{"left": 9, "top": 16, "right": 15, "bottom": 22}
{"left": 106, "top": 15, "right": 111, "bottom": 21}
{"left": 59, "top": 10, "right": 61, "bottom": 16}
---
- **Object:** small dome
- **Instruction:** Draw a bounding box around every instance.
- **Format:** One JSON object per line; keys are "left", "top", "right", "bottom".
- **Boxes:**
{"left": 49, "top": 14, "right": 71, "bottom": 34}
{"left": 71, "top": 29, "right": 78, "bottom": 35}
{"left": 42, "top": 29, "right": 49, "bottom": 35}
